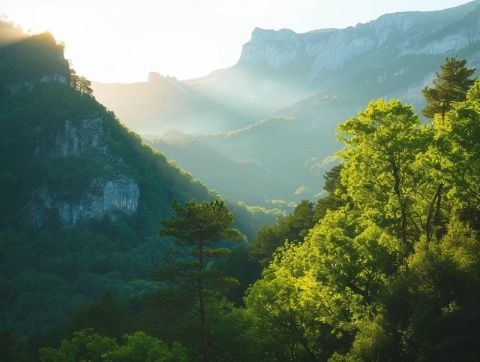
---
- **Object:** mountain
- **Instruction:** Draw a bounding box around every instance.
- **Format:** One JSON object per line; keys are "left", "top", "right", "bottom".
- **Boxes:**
{"left": 0, "top": 25, "right": 275, "bottom": 342}
{"left": 92, "top": 72, "right": 261, "bottom": 134}
{"left": 213, "top": 0, "right": 480, "bottom": 110}
{"left": 94, "top": 1, "right": 480, "bottom": 208}
{"left": 0, "top": 18, "right": 26, "bottom": 45}
{"left": 148, "top": 117, "right": 338, "bottom": 207}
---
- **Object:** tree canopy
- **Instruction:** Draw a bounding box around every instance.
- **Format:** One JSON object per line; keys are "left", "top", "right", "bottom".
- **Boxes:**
{"left": 8, "top": 55, "right": 480, "bottom": 361}
{"left": 153, "top": 200, "right": 244, "bottom": 361}
{"left": 422, "top": 57, "right": 475, "bottom": 120}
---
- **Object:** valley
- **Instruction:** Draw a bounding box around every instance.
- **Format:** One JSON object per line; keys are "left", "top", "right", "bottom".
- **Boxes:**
{"left": 93, "top": 1, "right": 480, "bottom": 208}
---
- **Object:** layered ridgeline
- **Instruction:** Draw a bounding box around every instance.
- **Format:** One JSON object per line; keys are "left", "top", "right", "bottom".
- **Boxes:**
{"left": 0, "top": 23, "right": 275, "bottom": 343}
{"left": 147, "top": 118, "right": 337, "bottom": 208}
{"left": 93, "top": 1, "right": 480, "bottom": 208}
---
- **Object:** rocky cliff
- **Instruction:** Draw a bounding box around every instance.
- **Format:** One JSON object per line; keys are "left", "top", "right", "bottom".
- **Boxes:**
{"left": 238, "top": 1, "right": 480, "bottom": 79}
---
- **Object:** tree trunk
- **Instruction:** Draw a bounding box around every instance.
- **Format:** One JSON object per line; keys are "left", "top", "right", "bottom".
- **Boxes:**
{"left": 425, "top": 183, "right": 443, "bottom": 241}
{"left": 434, "top": 183, "right": 443, "bottom": 240}
{"left": 391, "top": 161, "right": 410, "bottom": 253}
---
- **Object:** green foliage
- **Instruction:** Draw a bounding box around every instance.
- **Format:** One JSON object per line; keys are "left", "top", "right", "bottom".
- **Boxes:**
{"left": 103, "top": 332, "right": 187, "bottom": 362}
{"left": 376, "top": 216, "right": 480, "bottom": 361}
{"left": 39, "top": 329, "right": 118, "bottom": 362}
{"left": 213, "top": 245, "right": 262, "bottom": 305}
{"left": 250, "top": 200, "right": 317, "bottom": 265}
{"left": 204, "top": 299, "right": 264, "bottom": 361}
{"left": 246, "top": 207, "right": 400, "bottom": 360}
{"left": 69, "top": 68, "right": 93, "bottom": 95}
{"left": 245, "top": 61, "right": 480, "bottom": 360}
{"left": 250, "top": 165, "right": 345, "bottom": 265}
{"left": 39, "top": 329, "right": 186, "bottom": 362}
{"left": 433, "top": 78, "right": 480, "bottom": 227}
{"left": 154, "top": 200, "right": 244, "bottom": 297}
{"left": 338, "top": 99, "right": 434, "bottom": 254}
{"left": 329, "top": 316, "right": 393, "bottom": 362}
{"left": 67, "top": 291, "right": 132, "bottom": 339}
{"left": 4, "top": 28, "right": 480, "bottom": 361}
{"left": 153, "top": 200, "right": 244, "bottom": 360}
{"left": 422, "top": 57, "right": 475, "bottom": 119}
{"left": 160, "top": 200, "right": 244, "bottom": 245}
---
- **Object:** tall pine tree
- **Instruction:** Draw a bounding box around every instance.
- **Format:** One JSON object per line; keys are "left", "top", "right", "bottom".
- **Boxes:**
{"left": 422, "top": 57, "right": 475, "bottom": 120}
{"left": 153, "top": 200, "right": 244, "bottom": 361}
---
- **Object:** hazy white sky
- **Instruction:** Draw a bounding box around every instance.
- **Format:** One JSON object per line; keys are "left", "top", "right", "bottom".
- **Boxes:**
{"left": 0, "top": 0, "right": 472, "bottom": 82}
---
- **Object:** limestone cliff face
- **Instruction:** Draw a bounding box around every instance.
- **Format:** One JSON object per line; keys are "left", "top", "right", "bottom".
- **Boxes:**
{"left": 32, "top": 116, "right": 140, "bottom": 227}
{"left": 103, "top": 178, "right": 139, "bottom": 212}
{"left": 33, "top": 176, "right": 139, "bottom": 227}
{"left": 237, "top": 2, "right": 480, "bottom": 78}
{"left": 238, "top": 26, "right": 381, "bottom": 75}
{"left": 239, "top": 28, "right": 302, "bottom": 71}
{"left": 55, "top": 117, "right": 108, "bottom": 157}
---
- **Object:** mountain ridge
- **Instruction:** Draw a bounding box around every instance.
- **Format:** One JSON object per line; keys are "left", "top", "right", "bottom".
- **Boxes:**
{"left": 92, "top": 0, "right": 480, "bottom": 208}
{"left": 237, "top": 0, "right": 480, "bottom": 77}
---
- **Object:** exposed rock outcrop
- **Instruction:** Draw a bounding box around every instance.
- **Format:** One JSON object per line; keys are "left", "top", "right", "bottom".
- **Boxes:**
{"left": 32, "top": 116, "right": 140, "bottom": 227}
{"left": 32, "top": 176, "right": 140, "bottom": 227}
{"left": 55, "top": 117, "right": 108, "bottom": 157}
{"left": 237, "top": 1, "right": 480, "bottom": 78}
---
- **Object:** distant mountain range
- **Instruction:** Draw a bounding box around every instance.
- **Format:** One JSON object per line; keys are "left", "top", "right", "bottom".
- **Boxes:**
{"left": 93, "top": 0, "right": 480, "bottom": 207}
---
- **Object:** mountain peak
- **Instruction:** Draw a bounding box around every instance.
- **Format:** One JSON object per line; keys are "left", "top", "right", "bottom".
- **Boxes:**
{"left": 250, "top": 27, "right": 298, "bottom": 43}
{"left": 0, "top": 18, "right": 26, "bottom": 45}
{"left": 238, "top": 0, "right": 480, "bottom": 73}
{"left": 148, "top": 71, "right": 177, "bottom": 83}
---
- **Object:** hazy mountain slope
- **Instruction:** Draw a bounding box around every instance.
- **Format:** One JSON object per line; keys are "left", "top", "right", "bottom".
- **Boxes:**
{"left": 95, "top": 1, "right": 480, "bottom": 135}
{"left": 93, "top": 1, "right": 480, "bottom": 208}
{"left": 148, "top": 136, "right": 280, "bottom": 206}
{"left": 233, "top": 1, "right": 480, "bottom": 96}
{"left": 0, "top": 26, "right": 275, "bottom": 340}
{"left": 148, "top": 117, "right": 338, "bottom": 207}
{"left": 92, "top": 72, "right": 262, "bottom": 134}
{"left": 232, "top": 1, "right": 480, "bottom": 124}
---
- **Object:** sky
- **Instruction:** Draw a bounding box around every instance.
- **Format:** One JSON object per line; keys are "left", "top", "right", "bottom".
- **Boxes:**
{"left": 0, "top": 0, "right": 473, "bottom": 82}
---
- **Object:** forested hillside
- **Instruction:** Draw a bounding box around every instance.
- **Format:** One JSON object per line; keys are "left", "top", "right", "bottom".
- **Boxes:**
{"left": 0, "top": 23, "right": 276, "bottom": 358}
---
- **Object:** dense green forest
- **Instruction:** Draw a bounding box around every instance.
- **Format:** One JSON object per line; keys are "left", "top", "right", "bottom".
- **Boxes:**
{"left": 0, "top": 26, "right": 276, "bottom": 361}
{"left": 2, "top": 19, "right": 480, "bottom": 362}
